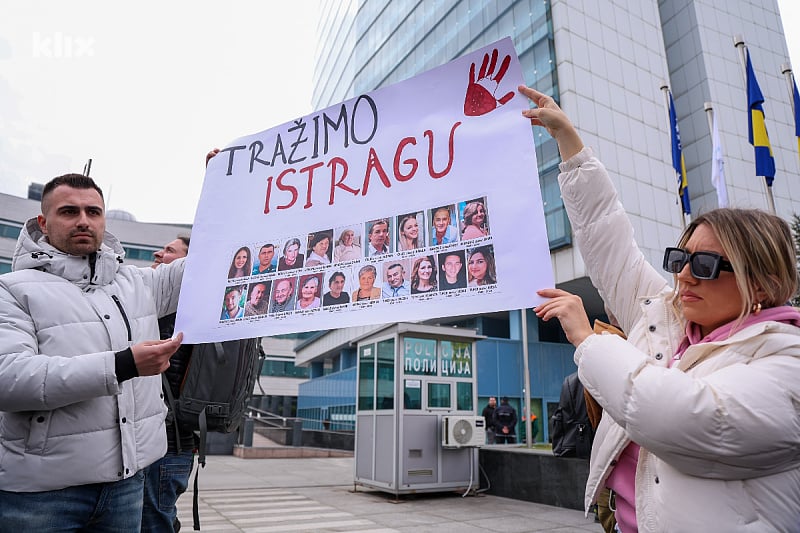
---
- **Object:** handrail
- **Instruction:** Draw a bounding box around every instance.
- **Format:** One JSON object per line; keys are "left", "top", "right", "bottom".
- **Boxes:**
{"left": 245, "top": 406, "right": 355, "bottom": 433}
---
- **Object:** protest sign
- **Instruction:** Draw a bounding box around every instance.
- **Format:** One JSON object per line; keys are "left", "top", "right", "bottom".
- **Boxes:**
{"left": 175, "top": 37, "right": 553, "bottom": 343}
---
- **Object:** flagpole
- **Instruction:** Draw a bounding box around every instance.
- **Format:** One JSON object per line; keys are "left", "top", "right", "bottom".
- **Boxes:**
{"left": 703, "top": 102, "right": 715, "bottom": 142}
{"left": 781, "top": 63, "right": 795, "bottom": 116}
{"left": 660, "top": 83, "right": 688, "bottom": 227}
{"left": 782, "top": 63, "right": 800, "bottom": 167}
{"left": 733, "top": 35, "right": 776, "bottom": 214}
{"left": 704, "top": 102, "right": 730, "bottom": 208}
{"left": 521, "top": 308, "right": 532, "bottom": 447}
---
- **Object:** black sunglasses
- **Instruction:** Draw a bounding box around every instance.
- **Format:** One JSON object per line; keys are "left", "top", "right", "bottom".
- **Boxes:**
{"left": 662, "top": 247, "right": 734, "bottom": 280}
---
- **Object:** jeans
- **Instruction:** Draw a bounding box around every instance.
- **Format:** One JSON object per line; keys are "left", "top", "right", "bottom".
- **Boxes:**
{"left": 141, "top": 450, "right": 195, "bottom": 532}
{"left": 0, "top": 470, "right": 145, "bottom": 532}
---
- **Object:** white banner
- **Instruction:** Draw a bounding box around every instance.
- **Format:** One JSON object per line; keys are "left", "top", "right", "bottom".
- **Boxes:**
{"left": 176, "top": 37, "right": 553, "bottom": 343}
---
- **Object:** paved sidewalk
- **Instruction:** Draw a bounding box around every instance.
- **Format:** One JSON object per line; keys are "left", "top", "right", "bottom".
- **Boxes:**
{"left": 179, "top": 455, "right": 603, "bottom": 532}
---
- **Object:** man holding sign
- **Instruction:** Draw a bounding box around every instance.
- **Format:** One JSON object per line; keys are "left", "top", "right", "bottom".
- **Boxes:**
{"left": 0, "top": 174, "right": 184, "bottom": 530}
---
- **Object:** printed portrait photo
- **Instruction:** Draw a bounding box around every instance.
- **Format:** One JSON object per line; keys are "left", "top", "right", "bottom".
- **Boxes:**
{"left": 227, "top": 246, "right": 253, "bottom": 280}
{"left": 269, "top": 276, "right": 297, "bottom": 313}
{"left": 244, "top": 281, "right": 272, "bottom": 317}
{"left": 252, "top": 242, "right": 278, "bottom": 275}
{"left": 365, "top": 218, "right": 392, "bottom": 257}
{"left": 396, "top": 211, "right": 425, "bottom": 251}
{"left": 458, "top": 197, "right": 490, "bottom": 240}
{"left": 429, "top": 205, "right": 459, "bottom": 246}
{"left": 467, "top": 244, "right": 497, "bottom": 287}
{"left": 437, "top": 249, "right": 467, "bottom": 291}
{"left": 351, "top": 263, "right": 381, "bottom": 302}
{"left": 305, "top": 230, "right": 333, "bottom": 267}
{"left": 277, "top": 237, "right": 306, "bottom": 272}
{"left": 410, "top": 254, "right": 438, "bottom": 295}
{"left": 220, "top": 284, "right": 247, "bottom": 320}
{"left": 381, "top": 258, "right": 412, "bottom": 298}
{"left": 296, "top": 273, "right": 324, "bottom": 311}
{"left": 332, "top": 224, "right": 364, "bottom": 263}
{"left": 322, "top": 267, "right": 353, "bottom": 307}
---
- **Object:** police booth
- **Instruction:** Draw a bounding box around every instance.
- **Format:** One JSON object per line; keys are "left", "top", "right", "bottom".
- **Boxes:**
{"left": 354, "top": 323, "right": 484, "bottom": 496}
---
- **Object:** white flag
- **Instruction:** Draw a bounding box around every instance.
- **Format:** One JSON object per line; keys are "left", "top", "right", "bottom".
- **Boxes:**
{"left": 711, "top": 113, "right": 729, "bottom": 208}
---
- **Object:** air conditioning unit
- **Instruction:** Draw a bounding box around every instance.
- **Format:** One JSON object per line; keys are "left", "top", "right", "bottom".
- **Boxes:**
{"left": 441, "top": 416, "right": 484, "bottom": 448}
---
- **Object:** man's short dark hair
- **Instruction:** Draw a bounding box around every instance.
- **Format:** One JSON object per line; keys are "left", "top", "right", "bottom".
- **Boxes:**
{"left": 369, "top": 219, "right": 389, "bottom": 233}
{"left": 178, "top": 235, "right": 190, "bottom": 249}
{"left": 42, "top": 174, "right": 104, "bottom": 212}
{"left": 260, "top": 243, "right": 274, "bottom": 251}
{"left": 225, "top": 285, "right": 244, "bottom": 295}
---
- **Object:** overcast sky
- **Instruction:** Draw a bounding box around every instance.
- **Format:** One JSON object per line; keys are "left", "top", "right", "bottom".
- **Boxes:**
{"left": 0, "top": 1, "right": 797, "bottom": 224}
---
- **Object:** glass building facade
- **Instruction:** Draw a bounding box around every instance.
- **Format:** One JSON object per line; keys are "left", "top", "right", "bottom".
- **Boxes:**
{"left": 297, "top": 0, "right": 576, "bottom": 443}
{"left": 314, "top": 0, "right": 569, "bottom": 249}
{"left": 300, "top": 0, "right": 800, "bottom": 442}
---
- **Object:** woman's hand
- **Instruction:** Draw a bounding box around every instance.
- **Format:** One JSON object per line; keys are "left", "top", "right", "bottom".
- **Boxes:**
{"left": 535, "top": 288, "right": 594, "bottom": 348}
{"left": 518, "top": 86, "right": 584, "bottom": 161}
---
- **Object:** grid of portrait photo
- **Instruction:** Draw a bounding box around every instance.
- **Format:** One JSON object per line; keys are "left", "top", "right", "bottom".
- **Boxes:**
{"left": 219, "top": 196, "right": 497, "bottom": 322}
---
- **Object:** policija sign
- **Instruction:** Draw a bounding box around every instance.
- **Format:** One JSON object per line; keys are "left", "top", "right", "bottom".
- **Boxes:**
{"left": 176, "top": 37, "right": 553, "bottom": 343}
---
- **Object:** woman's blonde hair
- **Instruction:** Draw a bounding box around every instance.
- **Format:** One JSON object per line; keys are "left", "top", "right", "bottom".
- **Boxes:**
{"left": 671, "top": 208, "right": 798, "bottom": 323}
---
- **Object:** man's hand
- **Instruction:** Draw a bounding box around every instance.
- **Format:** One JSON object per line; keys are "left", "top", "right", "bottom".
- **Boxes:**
{"left": 131, "top": 333, "right": 183, "bottom": 376}
{"left": 206, "top": 148, "right": 220, "bottom": 167}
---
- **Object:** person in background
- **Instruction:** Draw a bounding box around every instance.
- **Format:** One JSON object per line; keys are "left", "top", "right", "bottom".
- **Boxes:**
{"left": 524, "top": 84, "right": 800, "bottom": 531}
{"left": 0, "top": 174, "right": 184, "bottom": 530}
{"left": 550, "top": 372, "right": 593, "bottom": 458}
{"left": 143, "top": 235, "right": 194, "bottom": 532}
{"left": 492, "top": 397, "right": 517, "bottom": 444}
{"left": 481, "top": 396, "right": 497, "bottom": 444}
{"left": 227, "top": 246, "right": 252, "bottom": 279}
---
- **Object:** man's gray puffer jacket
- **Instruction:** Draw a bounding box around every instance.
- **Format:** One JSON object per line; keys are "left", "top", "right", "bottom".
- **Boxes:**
{"left": 0, "top": 218, "right": 184, "bottom": 491}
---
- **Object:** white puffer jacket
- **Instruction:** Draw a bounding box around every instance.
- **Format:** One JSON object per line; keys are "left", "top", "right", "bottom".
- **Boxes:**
{"left": 558, "top": 148, "right": 800, "bottom": 532}
{"left": 0, "top": 218, "right": 184, "bottom": 491}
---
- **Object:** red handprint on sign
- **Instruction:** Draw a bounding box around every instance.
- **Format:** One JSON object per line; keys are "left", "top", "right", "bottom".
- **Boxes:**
{"left": 463, "top": 48, "right": 515, "bottom": 116}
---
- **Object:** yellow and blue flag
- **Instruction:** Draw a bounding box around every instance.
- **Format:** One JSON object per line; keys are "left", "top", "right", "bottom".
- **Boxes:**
{"left": 668, "top": 91, "right": 690, "bottom": 214}
{"left": 746, "top": 50, "right": 776, "bottom": 185}
{"left": 793, "top": 75, "right": 799, "bottom": 160}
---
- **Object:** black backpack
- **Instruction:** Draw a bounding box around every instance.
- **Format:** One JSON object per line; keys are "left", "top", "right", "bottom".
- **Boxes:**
{"left": 162, "top": 337, "right": 263, "bottom": 530}
{"left": 551, "top": 372, "right": 594, "bottom": 458}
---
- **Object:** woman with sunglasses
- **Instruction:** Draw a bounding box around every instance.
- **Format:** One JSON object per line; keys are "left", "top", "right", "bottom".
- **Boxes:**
{"left": 523, "top": 85, "right": 800, "bottom": 532}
